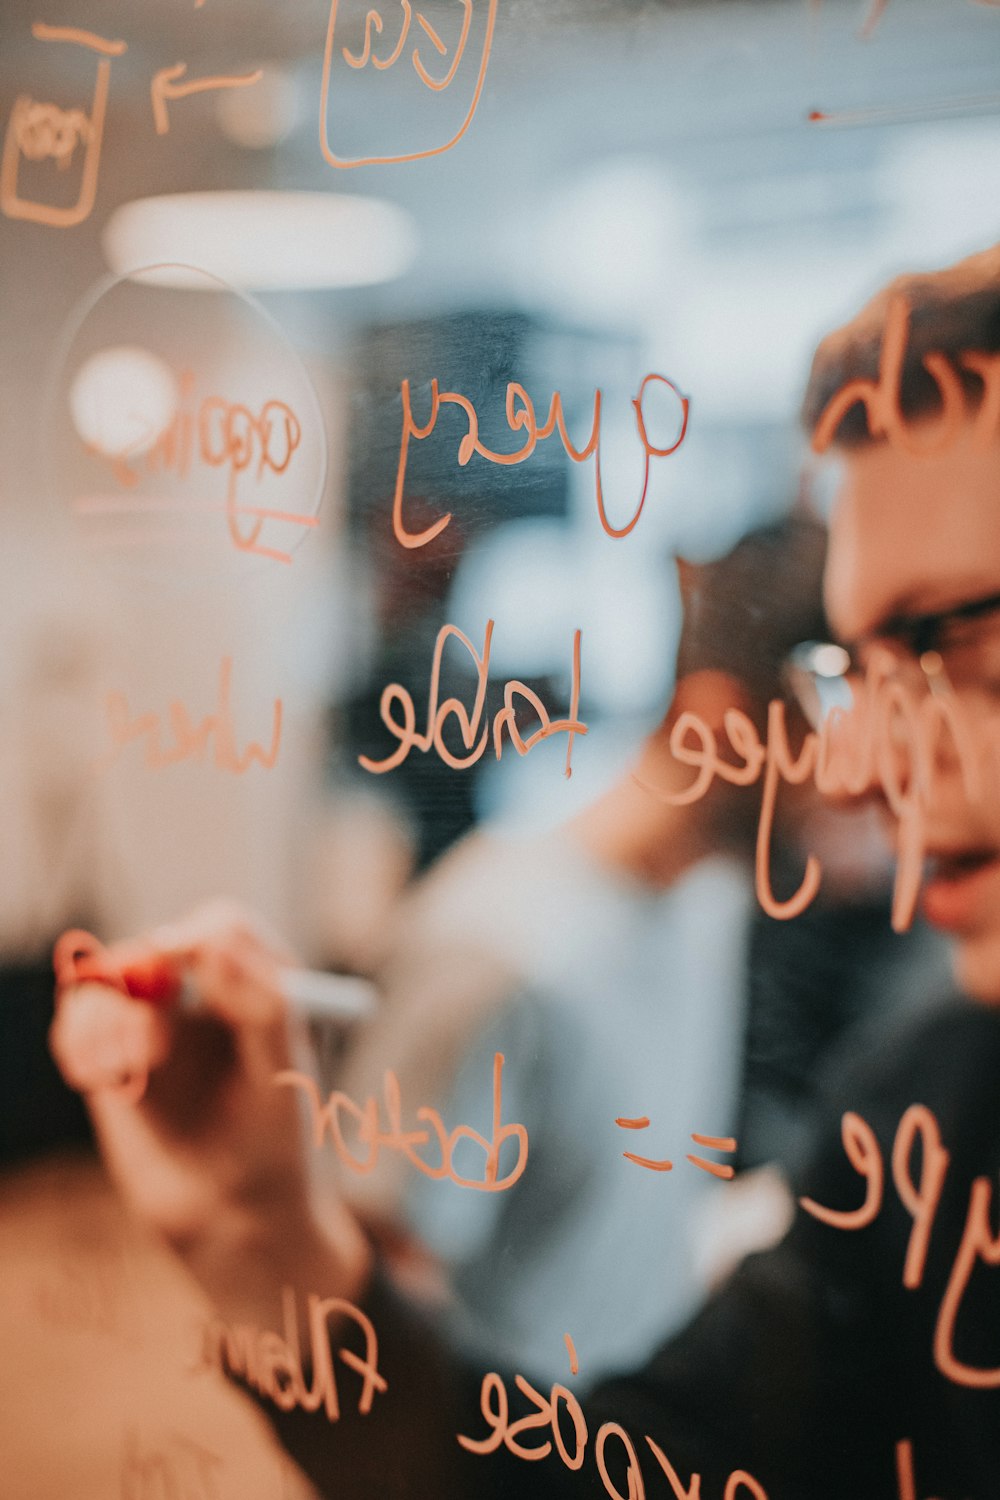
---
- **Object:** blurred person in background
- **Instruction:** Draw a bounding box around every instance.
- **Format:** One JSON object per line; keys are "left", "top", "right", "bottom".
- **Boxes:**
{"left": 0, "top": 546, "right": 128, "bottom": 1165}
{"left": 338, "top": 516, "right": 827, "bottom": 1385}
{"left": 49, "top": 241, "right": 1000, "bottom": 1499}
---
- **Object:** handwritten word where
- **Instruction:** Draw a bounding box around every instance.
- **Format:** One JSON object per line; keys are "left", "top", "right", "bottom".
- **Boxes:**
{"left": 81, "top": 369, "right": 312, "bottom": 564}
{"left": 202, "top": 1285, "right": 386, "bottom": 1421}
{"left": 276, "top": 1050, "right": 529, "bottom": 1193}
{"left": 320, "top": 0, "right": 498, "bottom": 168}
{"left": 96, "top": 656, "right": 282, "bottom": 776}
{"left": 360, "top": 620, "right": 586, "bottom": 779}
{"left": 460, "top": 1335, "right": 768, "bottom": 1500}
{"left": 392, "top": 374, "right": 689, "bottom": 549}
{"left": 801, "top": 1100, "right": 1000, "bottom": 1389}
{"left": 615, "top": 1119, "right": 738, "bottom": 1178}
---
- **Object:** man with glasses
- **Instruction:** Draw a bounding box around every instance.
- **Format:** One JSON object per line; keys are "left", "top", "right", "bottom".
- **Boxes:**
{"left": 51, "top": 245, "right": 1000, "bottom": 1498}
{"left": 798, "top": 248, "right": 1000, "bottom": 1004}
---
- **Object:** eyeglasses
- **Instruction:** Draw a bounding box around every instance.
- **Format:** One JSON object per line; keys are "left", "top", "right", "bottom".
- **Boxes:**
{"left": 785, "top": 588, "right": 1000, "bottom": 730}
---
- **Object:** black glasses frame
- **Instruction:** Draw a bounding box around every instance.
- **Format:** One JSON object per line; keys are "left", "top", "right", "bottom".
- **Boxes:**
{"left": 879, "top": 588, "right": 1000, "bottom": 662}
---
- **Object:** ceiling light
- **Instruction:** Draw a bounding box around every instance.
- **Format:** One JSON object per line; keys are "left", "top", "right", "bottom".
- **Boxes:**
{"left": 103, "top": 191, "right": 418, "bottom": 290}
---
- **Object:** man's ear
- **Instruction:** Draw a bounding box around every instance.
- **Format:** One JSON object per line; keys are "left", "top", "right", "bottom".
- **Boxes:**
{"left": 668, "top": 668, "right": 752, "bottom": 738}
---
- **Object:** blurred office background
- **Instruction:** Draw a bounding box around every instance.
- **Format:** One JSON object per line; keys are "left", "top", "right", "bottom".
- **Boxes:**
{"left": 0, "top": 0, "right": 994, "bottom": 1493}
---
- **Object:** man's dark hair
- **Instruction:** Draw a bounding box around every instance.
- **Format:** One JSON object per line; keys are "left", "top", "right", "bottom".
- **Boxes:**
{"left": 676, "top": 514, "right": 828, "bottom": 720}
{"left": 801, "top": 244, "right": 1000, "bottom": 447}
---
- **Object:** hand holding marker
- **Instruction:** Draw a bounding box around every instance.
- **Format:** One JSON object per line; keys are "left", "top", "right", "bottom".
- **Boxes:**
{"left": 52, "top": 925, "right": 375, "bottom": 1098}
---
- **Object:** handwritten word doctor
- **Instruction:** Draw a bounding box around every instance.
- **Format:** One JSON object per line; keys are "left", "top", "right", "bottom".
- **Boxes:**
{"left": 276, "top": 1050, "right": 529, "bottom": 1194}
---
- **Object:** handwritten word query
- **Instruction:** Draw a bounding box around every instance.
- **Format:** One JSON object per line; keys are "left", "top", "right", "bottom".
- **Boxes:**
{"left": 391, "top": 374, "right": 689, "bottom": 548}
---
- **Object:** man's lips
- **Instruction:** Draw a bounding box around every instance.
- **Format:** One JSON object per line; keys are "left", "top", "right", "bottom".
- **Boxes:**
{"left": 921, "top": 849, "right": 1000, "bottom": 931}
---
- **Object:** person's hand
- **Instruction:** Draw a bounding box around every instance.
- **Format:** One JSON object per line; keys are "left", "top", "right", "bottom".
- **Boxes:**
{"left": 49, "top": 901, "right": 371, "bottom": 1324}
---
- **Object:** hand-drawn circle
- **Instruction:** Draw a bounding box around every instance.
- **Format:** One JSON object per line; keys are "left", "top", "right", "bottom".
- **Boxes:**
{"left": 45, "top": 264, "right": 328, "bottom": 591}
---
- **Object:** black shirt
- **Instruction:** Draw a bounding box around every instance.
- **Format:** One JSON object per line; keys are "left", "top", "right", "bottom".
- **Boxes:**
{"left": 258, "top": 997, "right": 1000, "bottom": 1500}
